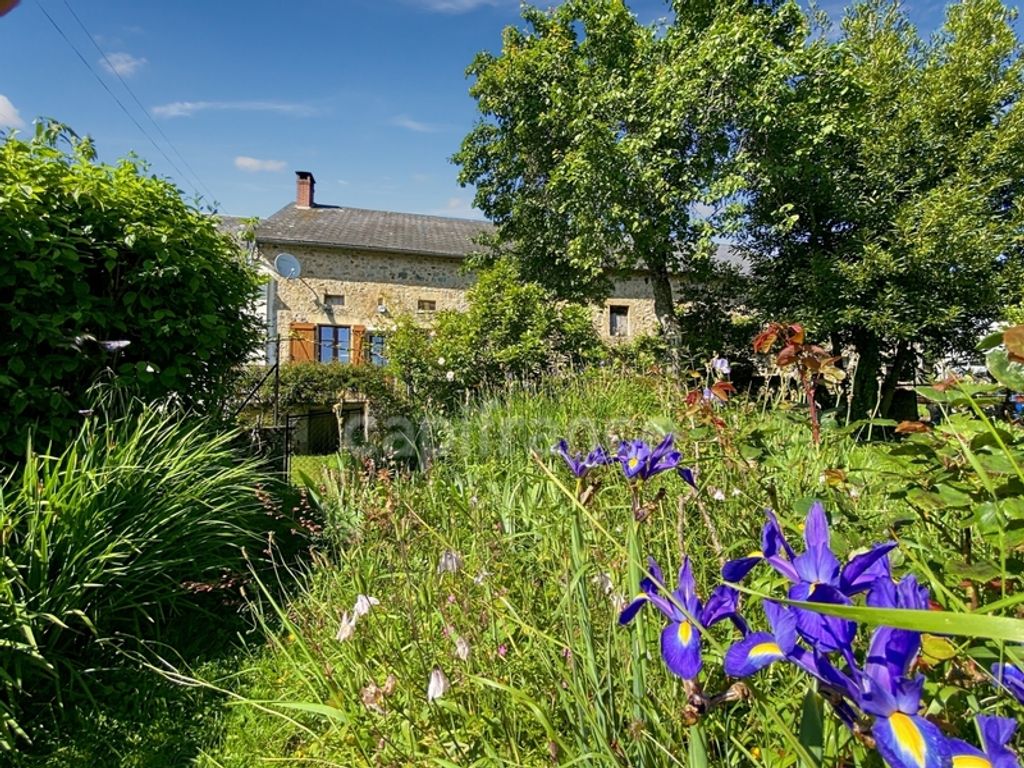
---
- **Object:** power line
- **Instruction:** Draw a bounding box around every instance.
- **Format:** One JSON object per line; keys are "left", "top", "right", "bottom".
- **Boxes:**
{"left": 58, "top": 0, "right": 217, "bottom": 203}
{"left": 34, "top": 0, "right": 207, "bottom": 203}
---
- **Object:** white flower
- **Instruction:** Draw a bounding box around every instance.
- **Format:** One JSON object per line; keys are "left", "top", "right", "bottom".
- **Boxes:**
{"left": 472, "top": 568, "right": 490, "bottom": 585}
{"left": 731, "top": 488, "right": 742, "bottom": 497}
{"left": 455, "top": 636, "right": 471, "bottom": 662}
{"left": 335, "top": 611, "right": 356, "bottom": 642}
{"left": 437, "top": 357, "right": 446, "bottom": 366}
{"left": 427, "top": 667, "right": 450, "bottom": 703}
{"left": 445, "top": 370, "right": 455, "bottom": 382}
{"left": 437, "top": 549, "right": 462, "bottom": 575}
{"left": 592, "top": 572, "right": 615, "bottom": 596}
{"left": 711, "top": 488, "right": 726, "bottom": 502}
{"left": 353, "top": 594, "right": 380, "bottom": 619}
{"left": 144, "top": 363, "right": 155, "bottom": 373}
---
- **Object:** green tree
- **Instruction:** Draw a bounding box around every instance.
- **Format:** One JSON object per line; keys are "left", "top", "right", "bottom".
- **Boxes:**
{"left": 740, "top": 0, "right": 1024, "bottom": 419}
{"left": 0, "top": 122, "right": 262, "bottom": 459}
{"left": 386, "top": 259, "right": 603, "bottom": 409}
{"left": 454, "top": 0, "right": 803, "bottom": 350}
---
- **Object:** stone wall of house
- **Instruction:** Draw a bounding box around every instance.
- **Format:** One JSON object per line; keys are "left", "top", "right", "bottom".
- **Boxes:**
{"left": 260, "top": 243, "right": 679, "bottom": 361}
{"left": 262, "top": 245, "right": 472, "bottom": 355}
{"left": 596, "top": 273, "right": 688, "bottom": 343}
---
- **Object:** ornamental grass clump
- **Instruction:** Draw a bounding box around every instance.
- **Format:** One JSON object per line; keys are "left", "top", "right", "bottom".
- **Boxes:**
{"left": 0, "top": 404, "right": 291, "bottom": 751}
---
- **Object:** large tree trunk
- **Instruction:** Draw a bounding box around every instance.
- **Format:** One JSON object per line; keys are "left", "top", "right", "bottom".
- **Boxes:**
{"left": 846, "top": 330, "right": 916, "bottom": 424}
{"left": 650, "top": 264, "right": 682, "bottom": 367}
{"left": 879, "top": 340, "right": 917, "bottom": 422}
{"left": 848, "top": 327, "right": 882, "bottom": 423}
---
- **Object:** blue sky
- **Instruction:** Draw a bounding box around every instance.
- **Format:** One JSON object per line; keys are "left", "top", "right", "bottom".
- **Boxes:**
{"left": 0, "top": 0, "right": 990, "bottom": 220}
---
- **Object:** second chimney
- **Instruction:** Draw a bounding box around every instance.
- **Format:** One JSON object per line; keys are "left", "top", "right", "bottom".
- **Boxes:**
{"left": 296, "top": 171, "right": 315, "bottom": 208}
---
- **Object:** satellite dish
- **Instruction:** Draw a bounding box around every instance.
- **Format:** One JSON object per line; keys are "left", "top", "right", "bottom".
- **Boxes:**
{"left": 274, "top": 252, "right": 302, "bottom": 279}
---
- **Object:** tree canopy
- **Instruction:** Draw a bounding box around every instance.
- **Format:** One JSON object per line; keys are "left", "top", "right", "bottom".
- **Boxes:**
{"left": 739, "top": 0, "right": 1024, "bottom": 417}
{"left": 458, "top": 0, "right": 1024, "bottom": 418}
{"left": 454, "top": 0, "right": 804, "bottom": 346}
{"left": 0, "top": 122, "right": 262, "bottom": 459}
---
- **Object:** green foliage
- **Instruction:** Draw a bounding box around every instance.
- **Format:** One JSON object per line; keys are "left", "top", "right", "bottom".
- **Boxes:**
{"left": 0, "top": 122, "right": 262, "bottom": 462}
{"left": 18, "top": 366, "right": 1024, "bottom": 765}
{"left": 232, "top": 361, "right": 411, "bottom": 419}
{"left": 386, "top": 260, "right": 604, "bottom": 409}
{"left": 454, "top": 0, "right": 805, "bottom": 342}
{"left": 0, "top": 404, "right": 289, "bottom": 751}
{"left": 184, "top": 373, "right": 903, "bottom": 766}
{"left": 739, "top": 0, "right": 1024, "bottom": 417}
{"left": 675, "top": 261, "right": 759, "bottom": 372}
{"left": 881, "top": 385, "right": 1024, "bottom": 582}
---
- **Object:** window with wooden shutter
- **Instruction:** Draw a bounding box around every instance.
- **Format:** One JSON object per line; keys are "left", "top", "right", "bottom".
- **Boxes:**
{"left": 289, "top": 322, "right": 316, "bottom": 362}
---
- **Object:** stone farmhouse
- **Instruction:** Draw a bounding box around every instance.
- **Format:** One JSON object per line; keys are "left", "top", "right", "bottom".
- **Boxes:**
{"left": 252, "top": 171, "right": 686, "bottom": 367}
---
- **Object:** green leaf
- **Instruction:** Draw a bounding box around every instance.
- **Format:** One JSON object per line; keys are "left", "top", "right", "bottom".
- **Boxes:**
{"left": 921, "top": 635, "right": 957, "bottom": 662}
{"left": 987, "top": 349, "right": 1024, "bottom": 390}
{"left": 771, "top": 597, "right": 1024, "bottom": 642}
{"left": 946, "top": 560, "right": 1003, "bottom": 583}
{"left": 977, "top": 329, "right": 1005, "bottom": 352}
{"left": 797, "top": 690, "right": 824, "bottom": 768}
{"left": 687, "top": 725, "right": 709, "bottom": 768}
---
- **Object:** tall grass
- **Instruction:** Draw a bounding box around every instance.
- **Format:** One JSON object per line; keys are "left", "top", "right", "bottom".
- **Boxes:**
{"left": 194, "top": 371, "right": 920, "bottom": 766}
{"left": 0, "top": 404, "right": 286, "bottom": 751}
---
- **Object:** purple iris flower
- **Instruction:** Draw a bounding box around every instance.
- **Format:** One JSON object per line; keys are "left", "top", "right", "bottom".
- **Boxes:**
{"left": 724, "top": 600, "right": 797, "bottom": 677}
{"left": 619, "top": 556, "right": 744, "bottom": 680}
{"left": 616, "top": 435, "right": 680, "bottom": 482}
{"left": 862, "top": 673, "right": 950, "bottom": 768}
{"left": 722, "top": 502, "right": 896, "bottom": 653}
{"left": 723, "top": 600, "right": 863, "bottom": 729}
{"left": 847, "top": 575, "right": 950, "bottom": 768}
{"left": 678, "top": 465, "right": 698, "bottom": 489}
{"left": 721, "top": 509, "right": 795, "bottom": 582}
{"left": 947, "top": 716, "right": 1021, "bottom": 768}
{"left": 711, "top": 356, "right": 731, "bottom": 376}
{"left": 553, "top": 439, "right": 610, "bottom": 478}
{"left": 992, "top": 663, "right": 1024, "bottom": 705}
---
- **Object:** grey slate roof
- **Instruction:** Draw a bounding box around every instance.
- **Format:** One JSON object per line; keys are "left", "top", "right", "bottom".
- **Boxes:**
{"left": 256, "top": 204, "right": 493, "bottom": 259}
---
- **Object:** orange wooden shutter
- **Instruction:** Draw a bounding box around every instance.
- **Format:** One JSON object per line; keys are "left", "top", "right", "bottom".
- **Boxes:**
{"left": 351, "top": 325, "right": 366, "bottom": 365}
{"left": 289, "top": 322, "right": 316, "bottom": 362}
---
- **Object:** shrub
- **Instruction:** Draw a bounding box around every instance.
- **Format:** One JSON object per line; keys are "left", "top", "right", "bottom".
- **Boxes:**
{"left": 0, "top": 121, "right": 262, "bottom": 462}
{"left": 386, "top": 259, "right": 605, "bottom": 409}
{"left": 0, "top": 404, "right": 290, "bottom": 750}
{"left": 231, "top": 361, "right": 410, "bottom": 419}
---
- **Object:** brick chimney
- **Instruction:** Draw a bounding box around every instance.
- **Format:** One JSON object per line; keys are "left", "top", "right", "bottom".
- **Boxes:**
{"left": 295, "top": 170, "right": 315, "bottom": 208}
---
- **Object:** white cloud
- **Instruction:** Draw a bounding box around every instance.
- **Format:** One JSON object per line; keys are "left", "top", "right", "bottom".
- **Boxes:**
{"left": 234, "top": 156, "right": 287, "bottom": 173}
{"left": 406, "top": 0, "right": 506, "bottom": 11}
{"left": 390, "top": 114, "right": 439, "bottom": 133}
{"left": 152, "top": 100, "right": 317, "bottom": 118}
{"left": 100, "top": 52, "right": 147, "bottom": 77}
{"left": 0, "top": 94, "right": 24, "bottom": 129}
